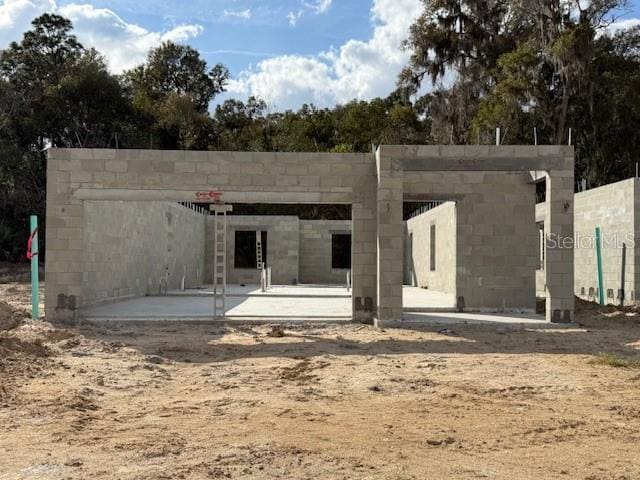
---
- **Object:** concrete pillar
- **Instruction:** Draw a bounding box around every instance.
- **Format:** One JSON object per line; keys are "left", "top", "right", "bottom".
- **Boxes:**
{"left": 375, "top": 149, "right": 404, "bottom": 326}
{"left": 545, "top": 169, "right": 575, "bottom": 322}
{"left": 45, "top": 149, "right": 87, "bottom": 324}
{"left": 351, "top": 201, "right": 377, "bottom": 323}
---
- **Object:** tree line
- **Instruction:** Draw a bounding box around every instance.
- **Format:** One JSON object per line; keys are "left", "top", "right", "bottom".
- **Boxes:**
{"left": 400, "top": 0, "right": 640, "bottom": 186}
{"left": 1, "top": 1, "right": 639, "bottom": 261}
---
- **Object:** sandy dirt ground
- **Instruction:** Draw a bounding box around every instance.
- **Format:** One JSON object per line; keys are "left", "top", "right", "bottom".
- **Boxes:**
{"left": 1, "top": 281, "right": 640, "bottom": 479}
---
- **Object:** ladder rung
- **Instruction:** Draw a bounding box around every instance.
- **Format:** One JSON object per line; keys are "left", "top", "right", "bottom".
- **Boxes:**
{"left": 213, "top": 209, "right": 228, "bottom": 318}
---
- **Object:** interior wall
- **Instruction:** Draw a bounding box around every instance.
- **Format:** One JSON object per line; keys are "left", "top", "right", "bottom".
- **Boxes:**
{"left": 456, "top": 173, "right": 537, "bottom": 309}
{"left": 205, "top": 215, "right": 299, "bottom": 285}
{"left": 405, "top": 202, "right": 456, "bottom": 295}
{"left": 82, "top": 201, "right": 205, "bottom": 305}
{"left": 299, "top": 219, "right": 351, "bottom": 284}
{"left": 404, "top": 171, "right": 538, "bottom": 310}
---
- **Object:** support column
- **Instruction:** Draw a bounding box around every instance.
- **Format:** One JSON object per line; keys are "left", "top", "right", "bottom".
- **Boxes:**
{"left": 351, "top": 201, "right": 377, "bottom": 323}
{"left": 375, "top": 148, "right": 404, "bottom": 327}
{"left": 45, "top": 149, "right": 86, "bottom": 324}
{"left": 545, "top": 168, "right": 575, "bottom": 322}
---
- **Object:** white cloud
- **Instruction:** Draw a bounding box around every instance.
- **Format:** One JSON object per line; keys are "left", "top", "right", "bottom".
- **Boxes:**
{"left": 286, "top": 9, "right": 303, "bottom": 26}
{"left": 223, "top": 8, "right": 252, "bottom": 20}
{"left": 0, "top": 0, "right": 55, "bottom": 45}
{"left": 230, "top": 0, "right": 423, "bottom": 109}
{"left": 286, "top": 0, "right": 332, "bottom": 27}
{"left": 0, "top": 0, "right": 203, "bottom": 72}
{"left": 305, "top": 0, "right": 332, "bottom": 14}
{"left": 607, "top": 18, "right": 640, "bottom": 35}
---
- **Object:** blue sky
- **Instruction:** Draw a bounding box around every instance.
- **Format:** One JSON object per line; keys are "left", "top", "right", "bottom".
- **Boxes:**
{"left": 1, "top": 0, "right": 639, "bottom": 110}
{"left": 70, "top": 0, "right": 375, "bottom": 75}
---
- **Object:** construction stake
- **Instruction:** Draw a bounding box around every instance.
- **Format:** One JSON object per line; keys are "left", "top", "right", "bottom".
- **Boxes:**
{"left": 595, "top": 226, "right": 604, "bottom": 305}
{"left": 29, "top": 215, "right": 39, "bottom": 319}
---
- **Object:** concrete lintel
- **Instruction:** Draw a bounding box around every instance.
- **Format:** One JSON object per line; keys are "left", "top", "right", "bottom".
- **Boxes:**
{"left": 404, "top": 193, "right": 464, "bottom": 202}
{"left": 73, "top": 188, "right": 354, "bottom": 204}
{"left": 379, "top": 144, "right": 573, "bottom": 159}
{"left": 399, "top": 156, "right": 565, "bottom": 172}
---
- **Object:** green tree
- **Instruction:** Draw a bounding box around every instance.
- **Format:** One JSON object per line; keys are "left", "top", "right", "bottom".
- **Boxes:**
{"left": 213, "top": 97, "right": 270, "bottom": 151}
{"left": 124, "top": 41, "right": 229, "bottom": 113}
{"left": 400, "top": 0, "right": 517, "bottom": 142}
{"left": 41, "top": 49, "right": 133, "bottom": 148}
{"left": 156, "top": 93, "right": 214, "bottom": 150}
{"left": 572, "top": 27, "right": 640, "bottom": 185}
{"left": 0, "top": 14, "right": 84, "bottom": 148}
{"left": 402, "top": 0, "right": 640, "bottom": 186}
{"left": 0, "top": 14, "right": 87, "bottom": 261}
{"left": 0, "top": 14, "right": 135, "bottom": 260}
{"left": 123, "top": 41, "right": 229, "bottom": 148}
{"left": 269, "top": 104, "right": 337, "bottom": 152}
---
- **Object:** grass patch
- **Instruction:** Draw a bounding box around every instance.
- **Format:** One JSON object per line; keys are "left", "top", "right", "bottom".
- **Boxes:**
{"left": 590, "top": 353, "right": 640, "bottom": 369}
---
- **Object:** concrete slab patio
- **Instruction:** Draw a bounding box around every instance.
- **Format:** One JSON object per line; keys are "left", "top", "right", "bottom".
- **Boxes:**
{"left": 402, "top": 286, "right": 456, "bottom": 311}
{"left": 80, "top": 294, "right": 352, "bottom": 320}
{"left": 401, "top": 311, "right": 551, "bottom": 327}
{"left": 169, "top": 284, "right": 351, "bottom": 297}
{"left": 79, "top": 282, "right": 547, "bottom": 326}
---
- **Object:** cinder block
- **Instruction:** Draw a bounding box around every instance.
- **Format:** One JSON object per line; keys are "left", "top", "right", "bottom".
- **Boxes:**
{"left": 81, "top": 159, "right": 105, "bottom": 172}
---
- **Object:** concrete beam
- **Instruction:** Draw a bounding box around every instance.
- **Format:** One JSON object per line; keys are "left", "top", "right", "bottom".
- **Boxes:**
{"left": 404, "top": 193, "right": 466, "bottom": 202}
{"left": 379, "top": 145, "right": 573, "bottom": 172}
{"left": 399, "top": 156, "right": 566, "bottom": 172}
{"left": 73, "top": 188, "right": 353, "bottom": 204}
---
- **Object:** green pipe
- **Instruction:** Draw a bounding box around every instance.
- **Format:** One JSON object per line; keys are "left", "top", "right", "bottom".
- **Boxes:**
{"left": 30, "top": 215, "right": 39, "bottom": 319}
{"left": 595, "top": 226, "right": 604, "bottom": 305}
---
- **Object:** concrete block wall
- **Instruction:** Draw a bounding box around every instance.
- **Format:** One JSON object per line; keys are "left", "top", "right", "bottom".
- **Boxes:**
{"left": 536, "top": 178, "right": 636, "bottom": 305}
{"left": 45, "top": 146, "right": 572, "bottom": 324}
{"left": 457, "top": 173, "right": 538, "bottom": 310}
{"left": 405, "top": 202, "right": 456, "bottom": 295}
{"left": 299, "top": 220, "right": 351, "bottom": 284}
{"left": 544, "top": 169, "right": 575, "bottom": 321}
{"left": 404, "top": 171, "right": 538, "bottom": 310}
{"left": 45, "top": 149, "right": 378, "bottom": 322}
{"left": 82, "top": 201, "right": 205, "bottom": 305}
{"left": 204, "top": 215, "right": 299, "bottom": 285}
{"left": 375, "top": 149, "right": 404, "bottom": 322}
{"left": 634, "top": 180, "right": 640, "bottom": 305}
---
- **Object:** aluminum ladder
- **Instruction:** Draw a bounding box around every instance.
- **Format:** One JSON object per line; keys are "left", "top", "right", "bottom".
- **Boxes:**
{"left": 211, "top": 204, "right": 232, "bottom": 318}
{"left": 256, "top": 230, "right": 263, "bottom": 270}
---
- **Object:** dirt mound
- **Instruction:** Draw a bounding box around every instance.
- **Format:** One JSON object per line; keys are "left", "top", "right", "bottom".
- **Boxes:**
{"left": 0, "top": 334, "right": 49, "bottom": 358}
{"left": 0, "top": 301, "right": 25, "bottom": 331}
{"left": 0, "top": 321, "right": 82, "bottom": 404}
{"left": 0, "top": 322, "right": 78, "bottom": 358}
{"left": 574, "top": 297, "right": 640, "bottom": 327}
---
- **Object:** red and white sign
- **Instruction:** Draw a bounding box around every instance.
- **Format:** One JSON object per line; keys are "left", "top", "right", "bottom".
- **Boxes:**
{"left": 194, "top": 191, "right": 223, "bottom": 202}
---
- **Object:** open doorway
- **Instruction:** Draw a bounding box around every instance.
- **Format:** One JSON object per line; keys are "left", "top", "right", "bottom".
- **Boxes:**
{"left": 402, "top": 201, "right": 457, "bottom": 312}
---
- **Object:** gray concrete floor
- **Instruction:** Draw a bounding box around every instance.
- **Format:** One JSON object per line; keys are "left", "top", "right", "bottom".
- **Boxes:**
{"left": 402, "top": 286, "right": 456, "bottom": 311}
{"left": 169, "top": 284, "right": 351, "bottom": 297}
{"left": 402, "top": 311, "right": 547, "bottom": 326}
{"left": 80, "top": 284, "right": 545, "bottom": 326}
{"left": 81, "top": 284, "right": 352, "bottom": 320}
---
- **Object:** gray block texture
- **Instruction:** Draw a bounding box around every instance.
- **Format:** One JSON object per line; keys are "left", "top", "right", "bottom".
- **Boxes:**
{"left": 81, "top": 201, "right": 205, "bottom": 305}
{"left": 45, "top": 146, "right": 573, "bottom": 324}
